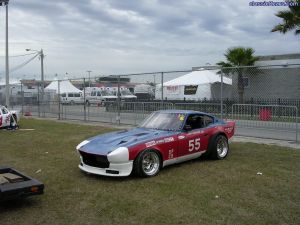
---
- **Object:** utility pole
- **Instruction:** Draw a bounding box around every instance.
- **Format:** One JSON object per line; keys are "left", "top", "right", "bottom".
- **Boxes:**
{"left": 1, "top": 0, "right": 10, "bottom": 107}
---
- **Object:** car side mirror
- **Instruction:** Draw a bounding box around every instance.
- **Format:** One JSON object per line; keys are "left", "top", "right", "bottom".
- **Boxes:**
{"left": 183, "top": 124, "right": 192, "bottom": 131}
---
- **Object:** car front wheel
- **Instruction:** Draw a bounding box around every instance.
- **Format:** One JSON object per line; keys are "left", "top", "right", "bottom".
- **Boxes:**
{"left": 210, "top": 135, "right": 229, "bottom": 160}
{"left": 134, "top": 149, "right": 161, "bottom": 177}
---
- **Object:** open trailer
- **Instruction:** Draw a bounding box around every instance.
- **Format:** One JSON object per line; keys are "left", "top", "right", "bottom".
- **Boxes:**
{"left": 0, "top": 166, "right": 44, "bottom": 201}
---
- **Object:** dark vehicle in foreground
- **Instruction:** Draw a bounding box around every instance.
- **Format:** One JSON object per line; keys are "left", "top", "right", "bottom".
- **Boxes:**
{"left": 76, "top": 110, "right": 235, "bottom": 177}
{"left": 0, "top": 166, "right": 44, "bottom": 201}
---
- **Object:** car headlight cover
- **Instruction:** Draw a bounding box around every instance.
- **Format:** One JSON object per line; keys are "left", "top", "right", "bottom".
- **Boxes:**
{"left": 76, "top": 140, "right": 90, "bottom": 150}
{"left": 107, "top": 147, "right": 129, "bottom": 163}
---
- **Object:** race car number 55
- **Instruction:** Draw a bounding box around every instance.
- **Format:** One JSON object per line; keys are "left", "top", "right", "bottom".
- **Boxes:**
{"left": 189, "top": 138, "right": 200, "bottom": 152}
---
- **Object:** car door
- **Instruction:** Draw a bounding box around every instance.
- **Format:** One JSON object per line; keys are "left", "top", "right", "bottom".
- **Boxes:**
{"left": 177, "top": 114, "right": 210, "bottom": 159}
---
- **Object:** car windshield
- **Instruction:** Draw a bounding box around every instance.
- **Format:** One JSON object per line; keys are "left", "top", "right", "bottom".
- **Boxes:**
{"left": 101, "top": 90, "right": 114, "bottom": 96}
{"left": 121, "top": 90, "right": 133, "bottom": 95}
{"left": 139, "top": 112, "right": 186, "bottom": 131}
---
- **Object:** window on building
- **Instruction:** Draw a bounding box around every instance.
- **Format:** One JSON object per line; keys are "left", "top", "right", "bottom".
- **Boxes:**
{"left": 243, "top": 77, "right": 249, "bottom": 88}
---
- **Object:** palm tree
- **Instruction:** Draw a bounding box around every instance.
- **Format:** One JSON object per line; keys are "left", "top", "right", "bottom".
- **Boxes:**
{"left": 271, "top": 0, "right": 300, "bottom": 35}
{"left": 217, "top": 47, "right": 259, "bottom": 103}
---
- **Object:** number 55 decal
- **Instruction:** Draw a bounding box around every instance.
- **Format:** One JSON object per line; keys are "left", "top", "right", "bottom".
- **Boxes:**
{"left": 189, "top": 138, "right": 201, "bottom": 152}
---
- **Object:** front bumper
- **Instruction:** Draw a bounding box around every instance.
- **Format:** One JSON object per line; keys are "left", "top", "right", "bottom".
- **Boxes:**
{"left": 79, "top": 160, "right": 133, "bottom": 177}
{"left": 77, "top": 143, "right": 133, "bottom": 177}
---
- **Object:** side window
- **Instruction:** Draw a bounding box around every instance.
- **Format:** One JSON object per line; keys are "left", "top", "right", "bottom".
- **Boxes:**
{"left": 91, "top": 91, "right": 96, "bottom": 96}
{"left": 185, "top": 115, "right": 204, "bottom": 130}
{"left": 61, "top": 93, "right": 66, "bottom": 97}
{"left": 68, "top": 93, "right": 74, "bottom": 97}
{"left": 97, "top": 91, "right": 101, "bottom": 96}
{"left": 185, "top": 114, "right": 214, "bottom": 130}
{"left": 74, "top": 93, "right": 80, "bottom": 97}
{"left": 203, "top": 116, "right": 214, "bottom": 127}
{"left": 1, "top": 107, "right": 8, "bottom": 114}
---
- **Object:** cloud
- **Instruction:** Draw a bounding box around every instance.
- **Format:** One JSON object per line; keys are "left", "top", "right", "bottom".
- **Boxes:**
{"left": 0, "top": 0, "right": 298, "bottom": 80}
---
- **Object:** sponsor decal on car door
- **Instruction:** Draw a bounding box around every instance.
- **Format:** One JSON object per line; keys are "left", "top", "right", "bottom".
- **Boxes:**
{"left": 178, "top": 128, "right": 209, "bottom": 157}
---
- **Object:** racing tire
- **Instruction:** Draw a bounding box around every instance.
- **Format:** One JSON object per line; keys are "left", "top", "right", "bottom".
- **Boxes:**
{"left": 208, "top": 135, "right": 229, "bottom": 160}
{"left": 9, "top": 115, "right": 18, "bottom": 129}
{"left": 134, "top": 149, "right": 161, "bottom": 178}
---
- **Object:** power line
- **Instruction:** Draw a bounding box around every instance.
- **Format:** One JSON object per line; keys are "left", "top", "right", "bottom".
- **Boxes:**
{"left": 0, "top": 52, "right": 37, "bottom": 58}
{"left": 0, "top": 53, "right": 39, "bottom": 75}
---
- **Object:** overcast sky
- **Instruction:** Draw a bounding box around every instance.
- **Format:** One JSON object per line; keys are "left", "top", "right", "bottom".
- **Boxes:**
{"left": 0, "top": 0, "right": 298, "bottom": 81}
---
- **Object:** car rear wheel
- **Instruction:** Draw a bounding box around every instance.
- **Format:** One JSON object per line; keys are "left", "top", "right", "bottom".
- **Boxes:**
{"left": 134, "top": 149, "right": 161, "bottom": 177}
{"left": 210, "top": 135, "right": 229, "bottom": 160}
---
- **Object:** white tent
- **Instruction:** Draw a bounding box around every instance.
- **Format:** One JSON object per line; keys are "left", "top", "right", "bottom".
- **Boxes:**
{"left": 155, "top": 70, "right": 232, "bottom": 100}
{"left": 45, "top": 79, "right": 82, "bottom": 94}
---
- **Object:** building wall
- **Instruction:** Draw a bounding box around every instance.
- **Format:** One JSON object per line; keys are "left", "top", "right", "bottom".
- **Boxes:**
{"left": 232, "top": 67, "right": 300, "bottom": 99}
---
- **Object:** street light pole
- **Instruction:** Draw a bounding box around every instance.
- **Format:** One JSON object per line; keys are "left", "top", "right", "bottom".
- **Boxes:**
{"left": 87, "top": 70, "right": 92, "bottom": 87}
{"left": 1, "top": 0, "right": 10, "bottom": 107}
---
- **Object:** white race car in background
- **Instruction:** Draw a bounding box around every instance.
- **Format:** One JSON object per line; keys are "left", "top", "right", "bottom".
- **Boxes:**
{"left": 0, "top": 105, "right": 19, "bottom": 129}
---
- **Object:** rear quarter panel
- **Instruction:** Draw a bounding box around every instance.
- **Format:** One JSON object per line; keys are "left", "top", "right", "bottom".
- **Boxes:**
{"left": 204, "top": 120, "right": 235, "bottom": 141}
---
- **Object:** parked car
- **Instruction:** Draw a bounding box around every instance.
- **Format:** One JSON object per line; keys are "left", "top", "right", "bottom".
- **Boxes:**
{"left": 86, "top": 89, "right": 117, "bottom": 105}
{"left": 76, "top": 110, "right": 235, "bottom": 177}
{"left": 0, "top": 105, "right": 19, "bottom": 129}
{"left": 60, "top": 92, "right": 84, "bottom": 104}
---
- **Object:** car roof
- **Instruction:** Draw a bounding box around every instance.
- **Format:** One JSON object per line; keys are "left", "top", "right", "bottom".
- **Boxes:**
{"left": 156, "top": 109, "right": 213, "bottom": 116}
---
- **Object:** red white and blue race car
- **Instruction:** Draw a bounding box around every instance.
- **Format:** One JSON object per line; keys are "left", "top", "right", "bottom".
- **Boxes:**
{"left": 76, "top": 110, "right": 235, "bottom": 177}
{"left": 0, "top": 105, "right": 19, "bottom": 129}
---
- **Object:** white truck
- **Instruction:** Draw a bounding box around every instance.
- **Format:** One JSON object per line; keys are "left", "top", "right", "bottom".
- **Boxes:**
{"left": 134, "top": 84, "right": 155, "bottom": 100}
{"left": 112, "top": 89, "right": 137, "bottom": 101}
{"left": 86, "top": 89, "right": 117, "bottom": 105}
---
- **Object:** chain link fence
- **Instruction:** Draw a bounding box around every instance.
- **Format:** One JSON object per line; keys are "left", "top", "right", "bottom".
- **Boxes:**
{"left": 1, "top": 64, "right": 299, "bottom": 142}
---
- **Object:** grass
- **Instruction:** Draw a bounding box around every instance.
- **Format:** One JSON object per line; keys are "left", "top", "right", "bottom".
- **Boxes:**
{"left": 0, "top": 118, "right": 299, "bottom": 225}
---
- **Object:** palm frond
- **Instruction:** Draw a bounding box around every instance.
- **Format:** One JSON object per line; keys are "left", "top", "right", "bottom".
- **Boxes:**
{"left": 272, "top": 1, "right": 300, "bottom": 36}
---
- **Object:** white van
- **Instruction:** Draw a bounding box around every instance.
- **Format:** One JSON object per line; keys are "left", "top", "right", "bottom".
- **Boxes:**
{"left": 86, "top": 89, "right": 117, "bottom": 105}
{"left": 61, "top": 92, "right": 84, "bottom": 104}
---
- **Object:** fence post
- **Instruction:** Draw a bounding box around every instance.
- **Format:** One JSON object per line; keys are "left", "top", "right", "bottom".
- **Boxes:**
{"left": 58, "top": 80, "right": 61, "bottom": 120}
{"left": 117, "top": 75, "right": 121, "bottom": 125}
{"left": 37, "top": 84, "right": 40, "bottom": 117}
{"left": 161, "top": 72, "right": 164, "bottom": 103}
{"left": 83, "top": 78, "right": 86, "bottom": 122}
{"left": 220, "top": 71, "right": 223, "bottom": 119}
{"left": 21, "top": 82, "right": 24, "bottom": 116}
{"left": 296, "top": 107, "right": 298, "bottom": 143}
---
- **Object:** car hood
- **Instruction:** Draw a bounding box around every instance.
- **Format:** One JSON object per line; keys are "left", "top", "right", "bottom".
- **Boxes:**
{"left": 78, "top": 127, "right": 178, "bottom": 155}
